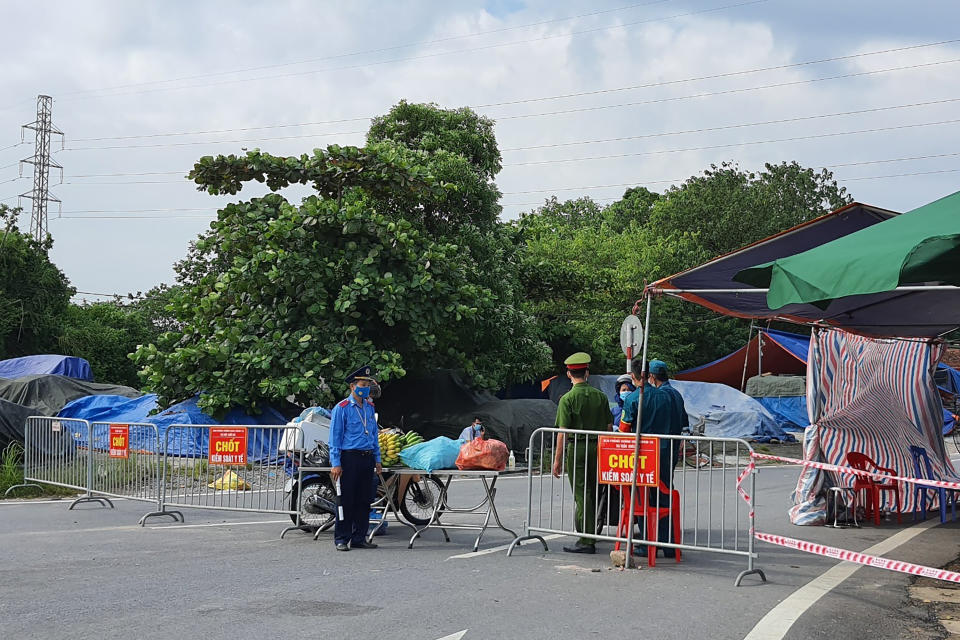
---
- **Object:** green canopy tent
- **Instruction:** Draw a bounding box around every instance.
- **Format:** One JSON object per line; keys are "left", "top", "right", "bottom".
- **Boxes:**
{"left": 735, "top": 189, "right": 960, "bottom": 338}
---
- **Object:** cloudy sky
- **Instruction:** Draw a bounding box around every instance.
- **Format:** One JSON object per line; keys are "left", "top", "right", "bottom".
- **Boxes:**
{"left": 1, "top": 0, "right": 958, "bottom": 300}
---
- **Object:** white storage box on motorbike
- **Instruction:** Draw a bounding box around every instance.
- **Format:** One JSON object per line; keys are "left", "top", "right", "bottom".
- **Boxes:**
{"left": 279, "top": 413, "right": 331, "bottom": 453}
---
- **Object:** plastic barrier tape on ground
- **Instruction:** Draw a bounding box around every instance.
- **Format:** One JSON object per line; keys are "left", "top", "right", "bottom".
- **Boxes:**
{"left": 735, "top": 452, "right": 960, "bottom": 583}
{"left": 752, "top": 531, "right": 960, "bottom": 583}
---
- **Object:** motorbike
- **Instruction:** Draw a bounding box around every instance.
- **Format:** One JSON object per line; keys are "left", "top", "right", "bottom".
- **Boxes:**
{"left": 283, "top": 439, "right": 445, "bottom": 531}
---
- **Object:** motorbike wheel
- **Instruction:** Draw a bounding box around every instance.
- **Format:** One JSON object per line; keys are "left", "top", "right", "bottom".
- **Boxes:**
{"left": 290, "top": 477, "right": 336, "bottom": 530}
{"left": 399, "top": 475, "right": 445, "bottom": 526}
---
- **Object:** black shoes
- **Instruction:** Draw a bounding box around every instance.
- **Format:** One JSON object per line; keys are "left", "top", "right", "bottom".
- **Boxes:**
{"left": 563, "top": 543, "right": 596, "bottom": 554}
{"left": 335, "top": 543, "right": 350, "bottom": 551}
{"left": 351, "top": 540, "right": 378, "bottom": 549}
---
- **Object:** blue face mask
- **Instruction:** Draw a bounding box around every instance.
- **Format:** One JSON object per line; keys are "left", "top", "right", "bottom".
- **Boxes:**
{"left": 355, "top": 386, "right": 371, "bottom": 400}
{"left": 619, "top": 391, "right": 632, "bottom": 401}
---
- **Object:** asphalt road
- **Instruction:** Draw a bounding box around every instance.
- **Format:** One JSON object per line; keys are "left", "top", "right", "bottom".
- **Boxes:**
{"left": 1, "top": 466, "right": 958, "bottom": 640}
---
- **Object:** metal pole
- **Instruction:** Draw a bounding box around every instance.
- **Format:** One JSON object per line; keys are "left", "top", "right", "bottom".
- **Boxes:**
{"left": 757, "top": 328, "right": 763, "bottom": 378}
{"left": 741, "top": 320, "right": 755, "bottom": 392}
{"left": 624, "top": 294, "right": 653, "bottom": 566}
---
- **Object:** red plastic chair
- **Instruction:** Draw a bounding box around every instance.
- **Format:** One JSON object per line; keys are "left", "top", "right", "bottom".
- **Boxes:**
{"left": 846, "top": 451, "right": 902, "bottom": 526}
{"left": 614, "top": 481, "right": 681, "bottom": 567}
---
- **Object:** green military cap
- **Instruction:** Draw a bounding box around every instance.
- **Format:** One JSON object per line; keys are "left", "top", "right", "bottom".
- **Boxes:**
{"left": 564, "top": 352, "right": 591, "bottom": 371}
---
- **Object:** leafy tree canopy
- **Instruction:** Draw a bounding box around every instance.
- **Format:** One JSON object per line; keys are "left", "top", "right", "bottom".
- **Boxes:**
{"left": 0, "top": 205, "right": 74, "bottom": 358}
{"left": 134, "top": 104, "right": 548, "bottom": 414}
{"left": 515, "top": 161, "right": 853, "bottom": 373}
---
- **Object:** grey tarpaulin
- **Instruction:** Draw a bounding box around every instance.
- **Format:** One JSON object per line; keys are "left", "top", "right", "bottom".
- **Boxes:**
{"left": 0, "top": 375, "right": 140, "bottom": 448}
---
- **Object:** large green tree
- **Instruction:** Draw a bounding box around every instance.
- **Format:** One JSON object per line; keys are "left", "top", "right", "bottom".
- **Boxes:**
{"left": 516, "top": 161, "right": 854, "bottom": 373}
{"left": 134, "top": 109, "right": 549, "bottom": 414}
{"left": 649, "top": 161, "right": 852, "bottom": 260}
{"left": 0, "top": 205, "right": 74, "bottom": 358}
{"left": 59, "top": 301, "right": 158, "bottom": 387}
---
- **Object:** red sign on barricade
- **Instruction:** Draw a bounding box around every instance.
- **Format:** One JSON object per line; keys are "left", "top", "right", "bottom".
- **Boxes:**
{"left": 209, "top": 427, "right": 248, "bottom": 466}
{"left": 597, "top": 434, "right": 659, "bottom": 486}
{"left": 109, "top": 424, "right": 129, "bottom": 459}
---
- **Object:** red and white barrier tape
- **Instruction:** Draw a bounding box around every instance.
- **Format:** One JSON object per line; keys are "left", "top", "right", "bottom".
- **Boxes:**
{"left": 735, "top": 452, "right": 960, "bottom": 583}
{"left": 750, "top": 451, "right": 960, "bottom": 491}
{"left": 753, "top": 531, "right": 960, "bottom": 583}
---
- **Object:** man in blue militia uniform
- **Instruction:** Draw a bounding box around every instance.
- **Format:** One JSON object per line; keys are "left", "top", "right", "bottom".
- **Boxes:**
{"left": 619, "top": 358, "right": 687, "bottom": 556}
{"left": 329, "top": 366, "right": 382, "bottom": 551}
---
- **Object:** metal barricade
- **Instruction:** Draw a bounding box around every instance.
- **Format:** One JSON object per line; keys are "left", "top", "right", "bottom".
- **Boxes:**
{"left": 153, "top": 424, "right": 298, "bottom": 522}
{"left": 87, "top": 422, "right": 182, "bottom": 524}
{"left": 507, "top": 427, "right": 766, "bottom": 586}
{"left": 4, "top": 416, "right": 111, "bottom": 509}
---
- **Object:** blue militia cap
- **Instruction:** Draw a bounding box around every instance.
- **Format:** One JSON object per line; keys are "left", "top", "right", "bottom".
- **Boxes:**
{"left": 648, "top": 360, "right": 669, "bottom": 376}
{"left": 345, "top": 365, "right": 376, "bottom": 384}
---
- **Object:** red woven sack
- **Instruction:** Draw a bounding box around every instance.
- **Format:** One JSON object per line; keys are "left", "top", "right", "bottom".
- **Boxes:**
{"left": 455, "top": 437, "right": 509, "bottom": 471}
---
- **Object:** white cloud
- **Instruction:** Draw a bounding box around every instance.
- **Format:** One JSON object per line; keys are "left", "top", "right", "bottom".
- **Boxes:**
{"left": 0, "top": 0, "right": 957, "bottom": 297}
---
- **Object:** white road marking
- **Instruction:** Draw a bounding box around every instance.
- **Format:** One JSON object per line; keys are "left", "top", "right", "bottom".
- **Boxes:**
{"left": 434, "top": 630, "right": 467, "bottom": 640}
{"left": 446, "top": 534, "right": 564, "bottom": 559}
{"left": 0, "top": 519, "right": 287, "bottom": 537}
{"left": 157, "top": 519, "right": 287, "bottom": 529}
{"left": 0, "top": 499, "right": 79, "bottom": 505}
{"left": 743, "top": 517, "right": 941, "bottom": 640}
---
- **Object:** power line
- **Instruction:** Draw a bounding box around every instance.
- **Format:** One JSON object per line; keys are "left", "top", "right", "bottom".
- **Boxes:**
{"left": 841, "top": 167, "right": 960, "bottom": 182}
{"left": 59, "top": 215, "right": 213, "bottom": 220}
{"left": 53, "top": 64, "right": 960, "bottom": 155}
{"left": 68, "top": 170, "right": 186, "bottom": 178}
{"left": 60, "top": 129, "right": 367, "bottom": 152}
{"left": 58, "top": 0, "right": 678, "bottom": 99}
{"left": 73, "top": 290, "right": 147, "bottom": 298}
{"left": 500, "top": 97, "right": 960, "bottom": 152}
{"left": 0, "top": 142, "right": 29, "bottom": 154}
{"left": 64, "top": 38, "right": 960, "bottom": 145}
{"left": 59, "top": 0, "right": 771, "bottom": 102}
{"left": 504, "top": 117, "right": 960, "bottom": 167}
{"left": 61, "top": 207, "right": 215, "bottom": 214}
{"left": 500, "top": 168, "right": 960, "bottom": 206}
{"left": 476, "top": 38, "right": 960, "bottom": 110}
{"left": 50, "top": 165, "right": 960, "bottom": 218}
{"left": 498, "top": 57, "right": 960, "bottom": 121}
{"left": 59, "top": 96, "right": 960, "bottom": 158}
{"left": 54, "top": 150, "right": 960, "bottom": 191}
{"left": 500, "top": 151, "right": 960, "bottom": 195}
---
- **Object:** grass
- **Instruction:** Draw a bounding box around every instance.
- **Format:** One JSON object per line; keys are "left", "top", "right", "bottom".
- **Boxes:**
{"left": 0, "top": 442, "right": 79, "bottom": 499}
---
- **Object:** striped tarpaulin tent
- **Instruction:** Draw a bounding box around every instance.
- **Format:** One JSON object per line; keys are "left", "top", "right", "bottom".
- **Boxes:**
{"left": 790, "top": 329, "right": 957, "bottom": 525}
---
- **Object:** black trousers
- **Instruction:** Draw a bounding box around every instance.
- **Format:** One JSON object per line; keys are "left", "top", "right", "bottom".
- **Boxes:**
{"left": 334, "top": 449, "right": 375, "bottom": 545}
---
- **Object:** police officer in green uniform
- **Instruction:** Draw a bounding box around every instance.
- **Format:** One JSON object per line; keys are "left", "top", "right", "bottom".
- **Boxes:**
{"left": 552, "top": 352, "right": 613, "bottom": 554}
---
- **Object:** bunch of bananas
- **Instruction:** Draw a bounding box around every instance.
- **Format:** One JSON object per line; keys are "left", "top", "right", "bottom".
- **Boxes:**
{"left": 378, "top": 431, "right": 403, "bottom": 467}
{"left": 378, "top": 430, "right": 426, "bottom": 467}
{"left": 400, "top": 430, "right": 425, "bottom": 449}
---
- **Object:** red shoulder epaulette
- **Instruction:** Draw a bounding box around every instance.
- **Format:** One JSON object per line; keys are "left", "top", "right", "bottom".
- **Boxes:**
{"left": 337, "top": 399, "right": 350, "bottom": 408}
{"left": 366, "top": 399, "right": 375, "bottom": 406}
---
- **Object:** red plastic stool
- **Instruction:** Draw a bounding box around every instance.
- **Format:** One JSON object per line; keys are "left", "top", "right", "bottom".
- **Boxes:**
{"left": 614, "top": 481, "right": 681, "bottom": 567}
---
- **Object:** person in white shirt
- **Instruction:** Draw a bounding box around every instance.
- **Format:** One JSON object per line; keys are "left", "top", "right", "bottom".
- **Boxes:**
{"left": 458, "top": 416, "right": 484, "bottom": 441}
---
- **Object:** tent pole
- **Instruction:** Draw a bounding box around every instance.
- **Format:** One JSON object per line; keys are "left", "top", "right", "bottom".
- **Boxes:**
{"left": 758, "top": 327, "right": 763, "bottom": 378}
{"left": 741, "top": 320, "right": 755, "bottom": 392}
{"left": 624, "top": 294, "right": 652, "bottom": 568}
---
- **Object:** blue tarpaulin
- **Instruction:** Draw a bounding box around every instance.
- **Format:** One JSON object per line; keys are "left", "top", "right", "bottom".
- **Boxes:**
{"left": 0, "top": 355, "right": 93, "bottom": 381}
{"left": 944, "top": 409, "right": 956, "bottom": 436}
{"left": 756, "top": 396, "right": 808, "bottom": 432}
{"left": 58, "top": 394, "right": 287, "bottom": 461}
{"left": 669, "top": 380, "right": 795, "bottom": 442}
{"left": 547, "top": 374, "right": 794, "bottom": 442}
